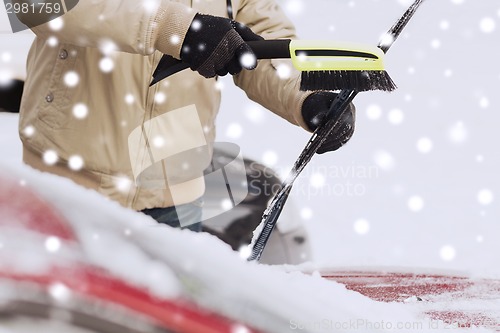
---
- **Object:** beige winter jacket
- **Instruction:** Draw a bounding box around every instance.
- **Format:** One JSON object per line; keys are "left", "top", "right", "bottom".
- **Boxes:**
{"left": 16, "top": 0, "right": 311, "bottom": 210}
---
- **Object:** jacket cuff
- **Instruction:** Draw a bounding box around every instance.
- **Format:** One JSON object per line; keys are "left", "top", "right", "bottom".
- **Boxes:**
{"left": 293, "top": 90, "right": 315, "bottom": 131}
{"left": 150, "top": 2, "right": 196, "bottom": 58}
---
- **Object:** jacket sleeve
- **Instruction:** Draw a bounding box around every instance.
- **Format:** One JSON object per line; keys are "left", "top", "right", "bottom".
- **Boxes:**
{"left": 233, "top": 0, "right": 311, "bottom": 130}
{"left": 12, "top": 0, "right": 196, "bottom": 58}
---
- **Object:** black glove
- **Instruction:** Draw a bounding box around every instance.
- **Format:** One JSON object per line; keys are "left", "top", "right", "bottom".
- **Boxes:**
{"left": 180, "top": 14, "right": 263, "bottom": 78}
{"left": 301, "top": 91, "right": 356, "bottom": 154}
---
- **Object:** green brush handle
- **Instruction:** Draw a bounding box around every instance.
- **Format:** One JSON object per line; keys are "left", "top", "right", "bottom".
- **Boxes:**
{"left": 150, "top": 39, "right": 292, "bottom": 86}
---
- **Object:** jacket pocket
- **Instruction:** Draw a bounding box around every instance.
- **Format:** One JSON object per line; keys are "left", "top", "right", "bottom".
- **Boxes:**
{"left": 37, "top": 44, "right": 78, "bottom": 129}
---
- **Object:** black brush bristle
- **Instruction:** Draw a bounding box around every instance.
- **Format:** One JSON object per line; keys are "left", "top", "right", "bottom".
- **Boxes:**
{"left": 300, "top": 70, "right": 397, "bottom": 92}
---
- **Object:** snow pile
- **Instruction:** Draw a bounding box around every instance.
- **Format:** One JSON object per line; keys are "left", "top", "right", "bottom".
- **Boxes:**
{"left": 0, "top": 159, "right": 476, "bottom": 332}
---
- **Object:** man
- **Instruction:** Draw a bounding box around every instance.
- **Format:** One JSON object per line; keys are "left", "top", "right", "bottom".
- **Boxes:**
{"left": 15, "top": 0, "right": 355, "bottom": 231}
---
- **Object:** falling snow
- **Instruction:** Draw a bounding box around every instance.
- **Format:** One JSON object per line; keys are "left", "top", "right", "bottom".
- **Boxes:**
{"left": 99, "top": 57, "right": 114, "bottom": 73}
{"left": 366, "top": 104, "right": 382, "bottom": 120}
{"left": 72, "top": 103, "right": 88, "bottom": 119}
{"left": 46, "top": 36, "right": 58, "bottom": 47}
{"left": 479, "top": 17, "right": 495, "bottom": 33}
{"left": 48, "top": 17, "right": 64, "bottom": 31}
{"left": 45, "top": 236, "right": 61, "bottom": 253}
{"left": 154, "top": 92, "right": 167, "bottom": 104}
{"left": 43, "top": 150, "right": 59, "bottom": 165}
{"left": 275, "top": 63, "right": 292, "bottom": 79}
{"left": 373, "top": 150, "right": 395, "bottom": 171}
{"left": 48, "top": 282, "right": 72, "bottom": 302}
{"left": 477, "top": 189, "right": 494, "bottom": 206}
{"left": 0, "top": 69, "right": 13, "bottom": 86}
{"left": 239, "top": 52, "right": 256, "bottom": 69}
{"left": 416, "top": 137, "right": 433, "bottom": 154}
{"left": 226, "top": 123, "right": 243, "bottom": 139}
{"left": 64, "top": 71, "right": 79, "bottom": 87}
{"left": 353, "top": 219, "right": 370, "bottom": 235}
{"left": 300, "top": 207, "right": 313, "bottom": 220}
{"left": 408, "top": 196, "right": 424, "bottom": 212}
{"left": 125, "top": 94, "right": 135, "bottom": 104}
{"left": 387, "top": 108, "right": 404, "bottom": 125}
{"left": 309, "top": 172, "right": 326, "bottom": 189}
{"left": 68, "top": 155, "right": 84, "bottom": 171}
{"left": 448, "top": 121, "right": 468, "bottom": 143}
{"left": 439, "top": 245, "right": 456, "bottom": 262}
{"left": 262, "top": 150, "right": 278, "bottom": 167}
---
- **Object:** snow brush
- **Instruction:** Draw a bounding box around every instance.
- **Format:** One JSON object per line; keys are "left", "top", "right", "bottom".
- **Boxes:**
{"left": 247, "top": 0, "right": 427, "bottom": 262}
{"left": 149, "top": 39, "right": 396, "bottom": 92}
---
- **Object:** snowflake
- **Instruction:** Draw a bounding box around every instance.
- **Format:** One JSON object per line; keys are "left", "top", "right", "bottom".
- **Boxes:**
{"left": 220, "top": 198, "right": 233, "bottom": 211}
{"left": 48, "top": 17, "right": 64, "bottom": 31}
{"left": 379, "top": 33, "right": 395, "bottom": 49}
{"left": 300, "top": 207, "right": 313, "bottom": 220}
{"left": 68, "top": 155, "right": 84, "bottom": 171}
{"left": 0, "top": 69, "right": 13, "bottom": 86}
{"left": 309, "top": 172, "right": 326, "bottom": 189}
{"left": 448, "top": 121, "right": 467, "bottom": 143}
{"left": 48, "top": 282, "right": 72, "bottom": 302}
{"left": 479, "top": 17, "right": 495, "bottom": 33}
{"left": 276, "top": 63, "right": 292, "bottom": 79}
{"left": 154, "top": 91, "right": 166, "bottom": 104}
{"left": 231, "top": 324, "right": 251, "bottom": 333}
{"left": 244, "top": 104, "right": 265, "bottom": 123}
{"left": 47, "top": 36, "right": 58, "bottom": 47}
{"left": 43, "top": 150, "right": 59, "bottom": 165}
{"left": 239, "top": 52, "right": 257, "bottom": 69}
{"left": 125, "top": 93, "right": 135, "bottom": 105}
{"left": 45, "top": 236, "right": 61, "bottom": 253}
{"left": 430, "top": 39, "right": 441, "bottom": 49}
{"left": 64, "top": 71, "right": 79, "bottom": 87}
{"left": 152, "top": 135, "right": 165, "bottom": 148}
{"left": 366, "top": 104, "right": 382, "bottom": 120}
{"left": 170, "top": 35, "right": 180, "bottom": 45}
{"left": 225, "top": 123, "right": 243, "bottom": 139}
{"left": 387, "top": 108, "right": 404, "bottom": 125}
{"left": 439, "top": 20, "right": 450, "bottom": 30}
{"left": 114, "top": 175, "right": 132, "bottom": 193}
{"left": 479, "top": 97, "right": 489, "bottom": 108}
{"left": 439, "top": 245, "right": 456, "bottom": 261}
{"left": 408, "top": 195, "right": 424, "bottom": 212}
{"left": 143, "top": 0, "right": 160, "bottom": 13}
{"left": 1, "top": 52, "right": 11, "bottom": 63}
{"left": 238, "top": 245, "right": 252, "bottom": 260}
{"left": 215, "top": 80, "right": 224, "bottom": 91}
{"left": 72, "top": 103, "right": 88, "bottom": 119}
{"left": 262, "top": 150, "right": 278, "bottom": 167}
{"left": 98, "top": 39, "right": 118, "bottom": 55}
{"left": 191, "top": 18, "right": 202, "bottom": 31}
{"left": 99, "top": 57, "right": 114, "bottom": 73}
{"left": 416, "top": 137, "right": 433, "bottom": 154}
{"left": 284, "top": 0, "right": 304, "bottom": 16}
{"left": 373, "top": 150, "right": 395, "bottom": 171}
{"left": 477, "top": 189, "right": 494, "bottom": 205}
{"left": 353, "top": 218, "right": 370, "bottom": 235}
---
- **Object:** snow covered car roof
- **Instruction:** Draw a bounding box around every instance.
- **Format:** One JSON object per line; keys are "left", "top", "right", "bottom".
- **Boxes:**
{"left": 0, "top": 162, "right": 454, "bottom": 333}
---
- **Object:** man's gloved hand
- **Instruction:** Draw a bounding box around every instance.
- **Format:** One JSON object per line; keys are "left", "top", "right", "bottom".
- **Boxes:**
{"left": 180, "top": 14, "right": 263, "bottom": 78}
{"left": 301, "top": 91, "right": 356, "bottom": 154}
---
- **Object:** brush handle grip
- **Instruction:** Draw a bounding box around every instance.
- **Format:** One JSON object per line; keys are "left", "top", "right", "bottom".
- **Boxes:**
{"left": 246, "top": 39, "right": 291, "bottom": 59}
{"left": 150, "top": 39, "right": 291, "bottom": 86}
